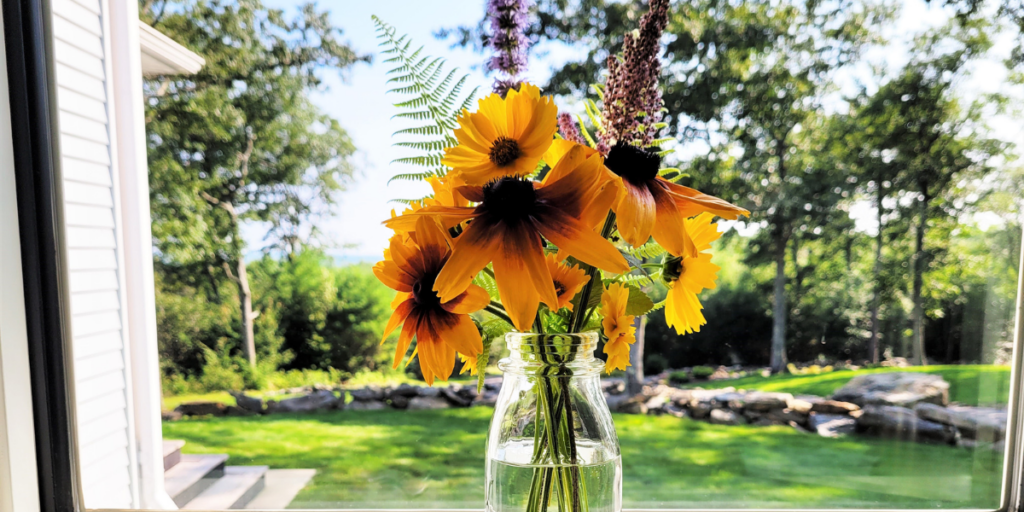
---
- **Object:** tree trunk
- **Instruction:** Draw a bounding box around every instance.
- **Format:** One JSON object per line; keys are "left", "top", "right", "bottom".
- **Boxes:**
{"left": 236, "top": 256, "right": 257, "bottom": 367}
{"left": 626, "top": 315, "right": 646, "bottom": 396}
{"left": 911, "top": 181, "right": 928, "bottom": 366}
{"left": 868, "top": 183, "right": 883, "bottom": 364}
{"left": 770, "top": 227, "right": 789, "bottom": 374}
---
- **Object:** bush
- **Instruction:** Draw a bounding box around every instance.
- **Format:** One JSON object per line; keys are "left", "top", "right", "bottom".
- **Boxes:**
{"left": 645, "top": 354, "right": 669, "bottom": 375}
{"left": 668, "top": 370, "right": 691, "bottom": 384}
{"left": 692, "top": 366, "right": 715, "bottom": 380}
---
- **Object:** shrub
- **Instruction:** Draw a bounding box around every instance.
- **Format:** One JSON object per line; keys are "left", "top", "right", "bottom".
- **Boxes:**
{"left": 645, "top": 354, "right": 669, "bottom": 375}
{"left": 692, "top": 366, "right": 715, "bottom": 380}
{"left": 668, "top": 370, "right": 691, "bottom": 384}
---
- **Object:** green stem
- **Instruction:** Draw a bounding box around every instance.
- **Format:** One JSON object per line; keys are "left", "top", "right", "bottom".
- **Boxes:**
{"left": 485, "top": 304, "right": 514, "bottom": 327}
{"left": 569, "top": 212, "right": 617, "bottom": 333}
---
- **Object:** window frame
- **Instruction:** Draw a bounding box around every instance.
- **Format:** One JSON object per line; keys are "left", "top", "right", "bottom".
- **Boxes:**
{"left": 1, "top": 0, "right": 1023, "bottom": 510}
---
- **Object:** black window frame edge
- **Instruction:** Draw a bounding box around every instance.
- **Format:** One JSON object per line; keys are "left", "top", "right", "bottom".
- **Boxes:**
{"left": 2, "top": 0, "right": 81, "bottom": 511}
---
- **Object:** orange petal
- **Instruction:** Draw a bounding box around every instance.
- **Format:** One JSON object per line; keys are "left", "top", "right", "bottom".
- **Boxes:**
{"left": 534, "top": 208, "right": 629, "bottom": 274}
{"left": 442, "top": 283, "right": 491, "bottom": 314}
{"left": 383, "top": 206, "right": 479, "bottom": 232}
{"left": 373, "top": 260, "right": 415, "bottom": 292}
{"left": 492, "top": 245, "right": 541, "bottom": 332}
{"left": 649, "top": 182, "right": 696, "bottom": 257}
{"left": 381, "top": 298, "right": 415, "bottom": 344}
{"left": 660, "top": 178, "right": 750, "bottom": 220}
{"left": 434, "top": 218, "right": 501, "bottom": 302}
{"left": 392, "top": 312, "right": 419, "bottom": 369}
{"left": 436, "top": 314, "right": 484, "bottom": 359}
{"left": 613, "top": 180, "right": 657, "bottom": 247}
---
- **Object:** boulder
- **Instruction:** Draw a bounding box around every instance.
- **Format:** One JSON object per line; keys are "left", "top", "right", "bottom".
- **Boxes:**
{"left": 418, "top": 386, "right": 442, "bottom": 398}
{"left": 603, "top": 379, "right": 626, "bottom": 395}
{"left": 408, "top": 396, "right": 451, "bottom": 410}
{"left": 390, "top": 395, "right": 411, "bottom": 409}
{"left": 810, "top": 400, "right": 860, "bottom": 415}
{"left": 857, "top": 405, "right": 955, "bottom": 443}
{"left": 808, "top": 413, "right": 856, "bottom": 437}
{"left": 786, "top": 398, "right": 814, "bottom": 414}
{"left": 690, "top": 401, "right": 713, "bottom": 419}
{"left": 605, "top": 393, "right": 632, "bottom": 412}
{"left": 709, "top": 408, "right": 746, "bottom": 426}
{"left": 348, "top": 400, "right": 387, "bottom": 411}
{"left": 162, "top": 410, "right": 183, "bottom": 422}
{"left": 643, "top": 393, "right": 671, "bottom": 413}
{"left": 914, "top": 403, "right": 1007, "bottom": 441}
{"left": 618, "top": 400, "right": 648, "bottom": 415}
{"left": 350, "top": 386, "right": 385, "bottom": 402}
{"left": 833, "top": 372, "right": 949, "bottom": 407}
{"left": 175, "top": 402, "right": 227, "bottom": 417}
{"left": 388, "top": 383, "right": 423, "bottom": 398}
{"left": 225, "top": 405, "right": 256, "bottom": 417}
{"left": 711, "top": 392, "right": 747, "bottom": 410}
{"left": 663, "top": 403, "right": 689, "bottom": 419}
{"left": 474, "top": 392, "right": 499, "bottom": 407}
{"left": 456, "top": 385, "right": 479, "bottom": 400}
{"left": 229, "top": 392, "right": 264, "bottom": 414}
{"left": 440, "top": 387, "right": 473, "bottom": 407}
{"left": 764, "top": 407, "right": 809, "bottom": 425}
{"left": 268, "top": 390, "right": 342, "bottom": 413}
{"left": 483, "top": 376, "right": 503, "bottom": 392}
{"left": 744, "top": 392, "right": 794, "bottom": 411}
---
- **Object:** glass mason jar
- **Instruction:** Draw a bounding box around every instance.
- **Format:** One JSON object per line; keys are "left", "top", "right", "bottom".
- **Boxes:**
{"left": 485, "top": 332, "right": 622, "bottom": 512}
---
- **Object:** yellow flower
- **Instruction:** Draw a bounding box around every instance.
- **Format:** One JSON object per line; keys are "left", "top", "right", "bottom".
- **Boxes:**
{"left": 600, "top": 282, "right": 636, "bottom": 373}
{"left": 664, "top": 213, "right": 723, "bottom": 335}
{"left": 373, "top": 216, "right": 489, "bottom": 385}
{"left": 545, "top": 253, "right": 589, "bottom": 311}
{"left": 441, "top": 83, "right": 558, "bottom": 186}
{"left": 458, "top": 352, "right": 479, "bottom": 375}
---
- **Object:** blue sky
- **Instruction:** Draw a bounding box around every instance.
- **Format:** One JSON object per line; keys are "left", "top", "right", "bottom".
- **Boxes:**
{"left": 245, "top": 0, "right": 1022, "bottom": 261}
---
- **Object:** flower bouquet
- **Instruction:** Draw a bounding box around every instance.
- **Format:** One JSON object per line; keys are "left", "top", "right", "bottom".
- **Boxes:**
{"left": 372, "top": 0, "right": 747, "bottom": 509}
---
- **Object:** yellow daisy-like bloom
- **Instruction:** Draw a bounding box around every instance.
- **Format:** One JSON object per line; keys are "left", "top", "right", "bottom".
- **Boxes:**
{"left": 600, "top": 283, "right": 636, "bottom": 373}
{"left": 664, "top": 212, "right": 723, "bottom": 335}
{"left": 545, "top": 253, "right": 589, "bottom": 311}
{"left": 441, "top": 83, "right": 558, "bottom": 186}
{"left": 458, "top": 352, "right": 479, "bottom": 375}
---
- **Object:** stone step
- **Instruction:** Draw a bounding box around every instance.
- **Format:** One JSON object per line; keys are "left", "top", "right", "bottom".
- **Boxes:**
{"left": 244, "top": 469, "right": 316, "bottom": 509}
{"left": 182, "top": 465, "right": 268, "bottom": 510}
{"left": 163, "top": 440, "right": 186, "bottom": 471}
{"left": 165, "top": 453, "right": 228, "bottom": 507}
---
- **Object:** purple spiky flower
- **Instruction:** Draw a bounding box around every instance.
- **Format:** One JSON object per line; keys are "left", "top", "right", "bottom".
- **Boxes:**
{"left": 487, "top": 0, "right": 533, "bottom": 97}
{"left": 558, "top": 112, "right": 587, "bottom": 145}
{"left": 600, "top": 0, "right": 669, "bottom": 148}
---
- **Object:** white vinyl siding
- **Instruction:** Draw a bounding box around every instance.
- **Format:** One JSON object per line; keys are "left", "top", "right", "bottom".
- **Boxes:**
{"left": 52, "top": 0, "right": 138, "bottom": 508}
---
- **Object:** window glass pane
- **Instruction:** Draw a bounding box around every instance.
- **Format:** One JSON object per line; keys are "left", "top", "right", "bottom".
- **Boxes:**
{"left": 61, "top": 0, "right": 1021, "bottom": 510}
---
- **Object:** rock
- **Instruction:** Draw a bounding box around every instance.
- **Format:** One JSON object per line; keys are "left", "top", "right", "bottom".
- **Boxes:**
{"left": 663, "top": 403, "right": 689, "bottom": 419}
{"left": 418, "top": 387, "right": 442, "bottom": 398}
{"left": 914, "top": 403, "right": 1006, "bottom": 441}
{"left": 162, "top": 410, "right": 183, "bottom": 421}
{"left": 175, "top": 402, "right": 227, "bottom": 417}
{"left": 605, "top": 393, "right": 632, "bottom": 412}
{"left": 764, "top": 408, "right": 809, "bottom": 425}
{"left": 787, "top": 398, "right": 814, "bottom": 414}
{"left": 474, "top": 392, "right": 499, "bottom": 407}
{"left": 225, "top": 405, "right": 256, "bottom": 417}
{"left": 619, "top": 400, "right": 648, "bottom": 415}
{"left": 709, "top": 408, "right": 746, "bottom": 426}
{"left": 408, "top": 396, "right": 451, "bottom": 410}
{"left": 644, "top": 393, "right": 670, "bottom": 413}
{"left": 810, "top": 400, "right": 860, "bottom": 415}
{"left": 808, "top": 413, "right": 857, "bottom": 437}
{"left": 603, "top": 379, "right": 626, "bottom": 395}
{"left": 712, "top": 392, "right": 747, "bottom": 410}
{"left": 269, "top": 390, "right": 342, "bottom": 413}
{"left": 857, "top": 405, "right": 955, "bottom": 443}
{"left": 690, "top": 401, "right": 713, "bottom": 419}
{"left": 483, "top": 376, "right": 503, "bottom": 392}
{"left": 390, "top": 395, "right": 410, "bottom": 409}
{"left": 456, "top": 386, "right": 479, "bottom": 400}
{"left": 665, "top": 388, "right": 695, "bottom": 406}
{"left": 833, "top": 372, "right": 949, "bottom": 407}
{"left": 389, "top": 383, "right": 422, "bottom": 398}
{"left": 744, "top": 392, "right": 794, "bottom": 411}
{"left": 348, "top": 400, "right": 387, "bottom": 411}
{"left": 440, "top": 387, "right": 473, "bottom": 407}
{"left": 229, "top": 392, "right": 264, "bottom": 414}
{"left": 350, "top": 386, "right": 385, "bottom": 402}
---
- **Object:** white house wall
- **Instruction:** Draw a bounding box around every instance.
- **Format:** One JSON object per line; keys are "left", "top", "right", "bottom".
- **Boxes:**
{"left": 52, "top": 0, "right": 140, "bottom": 508}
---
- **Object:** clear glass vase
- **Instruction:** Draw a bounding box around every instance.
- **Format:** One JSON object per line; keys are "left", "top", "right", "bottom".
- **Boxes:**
{"left": 485, "top": 332, "right": 622, "bottom": 512}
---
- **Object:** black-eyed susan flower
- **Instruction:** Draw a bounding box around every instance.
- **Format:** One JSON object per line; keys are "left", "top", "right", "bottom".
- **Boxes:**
{"left": 603, "top": 142, "right": 749, "bottom": 257}
{"left": 386, "top": 143, "right": 629, "bottom": 332}
{"left": 663, "top": 212, "right": 723, "bottom": 335}
{"left": 545, "top": 253, "right": 589, "bottom": 311}
{"left": 373, "top": 217, "right": 489, "bottom": 385}
{"left": 600, "top": 282, "right": 636, "bottom": 372}
{"left": 441, "top": 83, "right": 558, "bottom": 186}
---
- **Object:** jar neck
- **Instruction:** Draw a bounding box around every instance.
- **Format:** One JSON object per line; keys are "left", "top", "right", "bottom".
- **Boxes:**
{"left": 500, "top": 332, "right": 604, "bottom": 375}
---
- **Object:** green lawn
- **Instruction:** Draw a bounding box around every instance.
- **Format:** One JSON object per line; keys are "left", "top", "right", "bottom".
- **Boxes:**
{"left": 164, "top": 407, "right": 1004, "bottom": 509}
{"left": 685, "top": 364, "right": 1012, "bottom": 406}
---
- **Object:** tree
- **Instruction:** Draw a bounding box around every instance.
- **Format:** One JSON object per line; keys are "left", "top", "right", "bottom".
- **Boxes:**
{"left": 142, "top": 0, "right": 364, "bottom": 365}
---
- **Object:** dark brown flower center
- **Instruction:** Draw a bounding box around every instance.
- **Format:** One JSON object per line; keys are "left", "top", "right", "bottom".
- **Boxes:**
{"left": 489, "top": 136, "right": 522, "bottom": 167}
{"left": 662, "top": 255, "right": 684, "bottom": 283}
{"left": 482, "top": 176, "right": 537, "bottom": 224}
{"left": 412, "top": 271, "right": 442, "bottom": 310}
{"left": 554, "top": 280, "right": 567, "bottom": 297}
{"left": 605, "top": 142, "right": 661, "bottom": 185}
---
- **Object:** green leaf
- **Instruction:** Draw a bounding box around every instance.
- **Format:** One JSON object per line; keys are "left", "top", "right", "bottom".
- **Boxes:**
{"left": 475, "top": 352, "right": 488, "bottom": 393}
{"left": 624, "top": 284, "right": 655, "bottom": 316}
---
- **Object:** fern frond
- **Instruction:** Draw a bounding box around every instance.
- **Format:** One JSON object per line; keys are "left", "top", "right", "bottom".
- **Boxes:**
{"left": 618, "top": 273, "right": 656, "bottom": 287}
{"left": 373, "top": 16, "right": 479, "bottom": 185}
{"left": 626, "top": 241, "right": 666, "bottom": 260}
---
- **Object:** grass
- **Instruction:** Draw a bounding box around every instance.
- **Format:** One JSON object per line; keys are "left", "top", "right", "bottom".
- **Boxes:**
{"left": 685, "top": 364, "right": 1012, "bottom": 406}
{"left": 165, "top": 407, "right": 1004, "bottom": 509}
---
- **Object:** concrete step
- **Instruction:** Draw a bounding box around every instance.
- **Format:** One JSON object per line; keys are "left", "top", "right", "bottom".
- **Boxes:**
{"left": 165, "top": 453, "right": 228, "bottom": 507}
{"left": 244, "top": 469, "right": 316, "bottom": 509}
{"left": 163, "top": 440, "right": 186, "bottom": 470}
{"left": 182, "top": 465, "right": 268, "bottom": 510}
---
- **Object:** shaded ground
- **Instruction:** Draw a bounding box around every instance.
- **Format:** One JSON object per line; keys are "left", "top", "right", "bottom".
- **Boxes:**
{"left": 683, "top": 365, "right": 1011, "bottom": 406}
{"left": 164, "top": 407, "right": 1004, "bottom": 509}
